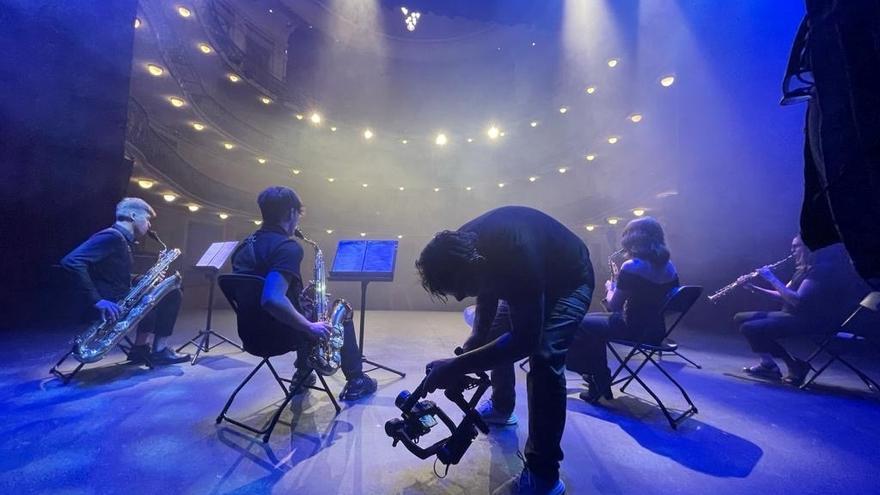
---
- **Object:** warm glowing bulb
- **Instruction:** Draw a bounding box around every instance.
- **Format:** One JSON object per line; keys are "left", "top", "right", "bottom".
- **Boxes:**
{"left": 163, "top": 194, "right": 176, "bottom": 202}
{"left": 607, "top": 58, "right": 619, "bottom": 68}
{"left": 362, "top": 183, "right": 368, "bottom": 188}
{"left": 260, "top": 96, "right": 272, "bottom": 105}
{"left": 632, "top": 208, "right": 646, "bottom": 217}
{"left": 218, "top": 213, "right": 229, "bottom": 220}
{"left": 310, "top": 112, "right": 322, "bottom": 124}
{"left": 191, "top": 122, "right": 205, "bottom": 131}
{"left": 559, "top": 107, "right": 568, "bottom": 114}
{"left": 433, "top": 187, "right": 440, "bottom": 192}
{"left": 558, "top": 167, "right": 567, "bottom": 174}
{"left": 146, "top": 64, "right": 164, "bottom": 76}
{"left": 586, "top": 86, "right": 597, "bottom": 94}
{"left": 585, "top": 154, "right": 596, "bottom": 161}
{"left": 499, "top": 131, "right": 506, "bottom": 137}
{"left": 629, "top": 114, "right": 643, "bottom": 123}
{"left": 401, "top": 139, "right": 408, "bottom": 144}
{"left": 467, "top": 138, "right": 473, "bottom": 143}
{"left": 465, "top": 186, "right": 472, "bottom": 191}
{"left": 330, "top": 127, "right": 337, "bottom": 132}
{"left": 607, "top": 136, "right": 619, "bottom": 144}
{"left": 586, "top": 225, "right": 596, "bottom": 232}
{"left": 228, "top": 73, "right": 240, "bottom": 83}
{"left": 187, "top": 204, "right": 200, "bottom": 212}
{"left": 134, "top": 18, "right": 142, "bottom": 28}
{"left": 435, "top": 133, "right": 448, "bottom": 146}
{"left": 197, "top": 43, "right": 213, "bottom": 54}
{"left": 177, "top": 7, "right": 192, "bottom": 18}
{"left": 254, "top": 220, "right": 262, "bottom": 226}
{"left": 660, "top": 75, "right": 676, "bottom": 87}
{"left": 396, "top": 234, "right": 403, "bottom": 239}
{"left": 291, "top": 169, "right": 301, "bottom": 175}
{"left": 363, "top": 129, "right": 374, "bottom": 140}
{"left": 399, "top": 186, "right": 405, "bottom": 191}
{"left": 607, "top": 218, "right": 619, "bottom": 225}
{"left": 327, "top": 177, "right": 335, "bottom": 182}
{"left": 326, "top": 229, "right": 333, "bottom": 234}
{"left": 487, "top": 126, "right": 500, "bottom": 139}
{"left": 529, "top": 176, "right": 537, "bottom": 182}
{"left": 257, "top": 157, "right": 267, "bottom": 164}
{"left": 223, "top": 142, "right": 234, "bottom": 150}
{"left": 498, "top": 183, "right": 505, "bottom": 188}
{"left": 169, "top": 97, "right": 185, "bottom": 107}
{"left": 295, "top": 114, "right": 304, "bottom": 120}
{"left": 360, "top": 232, "right": 366, "bottom": 237}
{"left": 137, "top": 180, "right": 154, "bottom": 189}
{"left": 530, "top": 121, "right": 538, "bottom": 127}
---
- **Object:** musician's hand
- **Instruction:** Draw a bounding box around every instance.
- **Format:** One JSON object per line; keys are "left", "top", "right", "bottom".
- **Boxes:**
{"left": 757, "top": 266, "right": 774, "bottom": 281}
{"left": 604, "top": 279, "right": 614, "bottom": 292}
{"left": 95, "top": 299, "right": 121, "bottom": 322}
{"left": 424, "top": 357, "right": 462, "bottom": 394}
{"left": 305, "top": 321, "right": 332, "bottom": 342}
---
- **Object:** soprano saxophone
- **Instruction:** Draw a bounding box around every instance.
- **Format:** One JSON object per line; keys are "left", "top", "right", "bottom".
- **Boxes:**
{"left": 707, "top": 254, "right": 794, "bottom": 303}
{"left": 295, "top": 228, "right": 352, "bottom": 376}
{"left": 73, "top": 231, "right": 182, "bottom": 363}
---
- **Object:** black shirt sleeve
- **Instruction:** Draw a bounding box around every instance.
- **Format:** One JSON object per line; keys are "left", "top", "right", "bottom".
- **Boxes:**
{"left": 267, "top": 239, "right": 304, "bottom": 283}
{"left": 60, "top": 231, "right": 121, "bottom": 306}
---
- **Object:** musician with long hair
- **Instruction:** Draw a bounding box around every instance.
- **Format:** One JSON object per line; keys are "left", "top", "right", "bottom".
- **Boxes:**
{"left": 736, "top": 236, "right": 864, "bottom": 386}
{"left": 230, "top": 186, "right": 376, "bottom": 401}
{"left": 60, "top": 197, "right": 190, "bottom": 365}
{"left": 567, "top": 216, "right": 679, "bottom": 403}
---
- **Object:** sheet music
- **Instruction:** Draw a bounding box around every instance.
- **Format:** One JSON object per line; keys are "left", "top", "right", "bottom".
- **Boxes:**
{"left": 195, "top": 241, "right": 239, "bottom": 270}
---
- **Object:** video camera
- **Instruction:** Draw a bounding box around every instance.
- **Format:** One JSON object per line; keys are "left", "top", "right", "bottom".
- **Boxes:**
{"left": 385, "top": 348, "right": 491, "bottom": 466}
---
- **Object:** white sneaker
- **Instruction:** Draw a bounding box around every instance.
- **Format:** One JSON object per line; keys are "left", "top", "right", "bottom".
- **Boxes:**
{"left": 492, "top": 467, "right": 565, "bottom": 495}
{"left": 477, "top": 399, "right": 518, "bottom": 426}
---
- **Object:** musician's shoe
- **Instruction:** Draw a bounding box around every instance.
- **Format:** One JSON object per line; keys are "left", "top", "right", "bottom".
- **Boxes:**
{"left": 782, "top": 359, "right": 811, "bottom": 386}
{"left": 126, "top": 344, "right": 151, "bottom": 365}
{"left": 150, "top": 347, "right": 191, "bottom": 365}
{"left": 477, "top": 399, "right": 518, "bottom": 426}
{"left": 492, "top": 466, "right": 565, "bottom": 495}
{"left": 742, "top": 362, "right": 782, "bottom": 380}
{"left": 340, "top": 374, "right": 377, "bottom": 401}
{"left": 579, "top": 368, "right": 614, "bottom": 404}
{"left": 291, "top": 368, "right": 316, "bottom": 395}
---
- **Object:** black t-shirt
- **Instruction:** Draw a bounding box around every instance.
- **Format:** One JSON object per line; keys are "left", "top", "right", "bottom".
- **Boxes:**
{"left": 459, "top": 206, "right": 595, "bottom": 301}
{"left": 61, "top": 225, "right": 135, "bottom": 305}
{"left": 231, "top": 225, "right": 305, "bottom": 311}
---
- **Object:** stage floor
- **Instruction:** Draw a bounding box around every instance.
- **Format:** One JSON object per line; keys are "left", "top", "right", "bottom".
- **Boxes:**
{"left": 1, "top": 310, "right": 878, "bottom": 494}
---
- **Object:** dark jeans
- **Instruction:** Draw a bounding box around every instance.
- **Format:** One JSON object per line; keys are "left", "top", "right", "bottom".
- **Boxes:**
{"left": 521, "top": 285, "right": 592, "bottom": 481}
{"left": 566, "top": 312, "right": 631, "bottom": 376}
{"left": 135, "top": 288, "right": 181, "bottom": 338}
{"left": 799, "top": 0, "right": 880, "bottom": 284}
{"left": 735, "top": 311, "right": 825, "bottom": 360}
{"left": 291, "top": 319, "right": 363, "bottom": 381}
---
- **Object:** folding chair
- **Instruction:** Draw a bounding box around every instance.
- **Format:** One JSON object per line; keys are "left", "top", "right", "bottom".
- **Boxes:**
{"left": 801, "top": 292, "right": 880, "bottom": 393}
{"left": 607, "top": 285, "right": 703, "bottom": 429}
{"left": 217, "top": 274, "right": 341, "bottom": 443}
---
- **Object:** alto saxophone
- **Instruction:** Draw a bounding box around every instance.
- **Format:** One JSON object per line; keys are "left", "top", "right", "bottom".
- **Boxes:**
{"left": 601, "top": 249, "right": 627, "bottom": 311}
{"left": 73, "top": 231, "right": 182, "bottom": 363}
{"left": 295, "top": 228, "right": 352, "bottom": 376}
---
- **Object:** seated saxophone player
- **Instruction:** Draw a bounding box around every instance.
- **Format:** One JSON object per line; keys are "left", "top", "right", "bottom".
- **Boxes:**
{"left": 60, "top": 197, "right": 190, "bottom": 365}
{"left": 736, "top": 236, "right": 866, "bottom": 386}
{"left": 230, "top": 186, "right": 377, "bottom": 401}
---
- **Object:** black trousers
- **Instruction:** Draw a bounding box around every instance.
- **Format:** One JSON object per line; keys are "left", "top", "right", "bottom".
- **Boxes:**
{"left": 288, "top": 319, "right": 364, "bottom": 381}
{"left": 735, "top": 311, "right": 826, "bottom": 359}
{"left": 134, "top": 288, "right": 181, "bottom": 338}
{"left": 521, "top": 285, "right": 592, "bottom": 481}
{"left": 799, "top": 0, "right": 880, "bottom": 284}
{"left": 566, "top": 312, "right": 630, "bottom": 376}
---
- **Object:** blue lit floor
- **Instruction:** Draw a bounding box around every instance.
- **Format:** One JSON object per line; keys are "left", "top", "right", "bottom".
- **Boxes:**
{"left": 1, "top": 310, "right": 878, "bottom": 494}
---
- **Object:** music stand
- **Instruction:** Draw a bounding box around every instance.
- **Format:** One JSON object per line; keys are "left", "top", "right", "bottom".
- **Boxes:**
{"left": 329, "top": 239, "right": 406, "bottom": 378}
{"left": 177, "top": 241, "right": 243, "bottom": 364}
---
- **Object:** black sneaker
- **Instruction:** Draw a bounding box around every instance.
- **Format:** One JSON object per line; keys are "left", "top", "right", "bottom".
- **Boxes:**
{"left": 126, "top": 344, "right": 151, "bottom": 365}
{"left": 291, "top": 368, "right": 317, "bottom": 395}
{"left": 150, "top": 347, "right": 191, "bottom": 365}
{"left": 783, "top": 359, "right": 811, "bottom": 386}
{"left": 340, "top": 374, "right": 377, "bottom": 401}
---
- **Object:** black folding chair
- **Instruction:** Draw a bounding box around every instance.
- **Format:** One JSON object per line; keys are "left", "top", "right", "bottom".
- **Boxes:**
{"left": 607, "top": 285, "right": 703, "bottom": 429}
{"left": 216, "top": 274, "right": 341, "bottom": 443}
{"left": 801, "top": 292, "right": 880, "bottom": 393}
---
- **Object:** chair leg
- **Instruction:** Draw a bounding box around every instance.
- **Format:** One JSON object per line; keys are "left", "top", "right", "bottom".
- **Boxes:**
{"left": 518, "top": 358, "right": 530, "bottom": 371}
{"left": 619, "top": 350, "right": 654, "bottom": 393}
{"left": 835, "top": 356, "right": 880, "bottom": 393}
{"left": 647, "top": 354, "right": 698, "bottom": 412}
{"left": 314, "top": 373, "right": 342, "bottom": 415}
{"left": 609, "top": 345, "right": 638, "bottom": 385}
{"left": 801, "top": 355, "right": 836, "bottom": 390}
{"left": 672, "top": 349, "right": 702, "bottom": 369}
{"left": 217, "top": 359, "right": 267, "bottom": 424}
